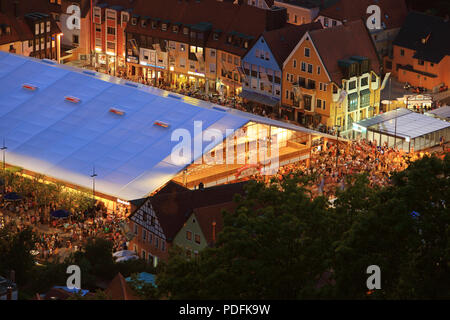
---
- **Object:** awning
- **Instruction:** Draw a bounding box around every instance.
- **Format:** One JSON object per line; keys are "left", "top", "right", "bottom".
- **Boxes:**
{"left": 239, "top": 90, "right": 280, "bottom": 108}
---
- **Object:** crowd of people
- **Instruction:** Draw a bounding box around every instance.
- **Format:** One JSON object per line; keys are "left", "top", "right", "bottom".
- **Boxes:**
{"left": 0, "top": 197, "right": 128, "bottom": 263}
{"left": 254, "top": 138, "right": 440, "bottom": 201}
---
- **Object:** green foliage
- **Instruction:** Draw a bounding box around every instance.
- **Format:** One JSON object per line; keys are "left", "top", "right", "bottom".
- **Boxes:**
{"left": 68, "top": 289, "right": 112, "bottom": 300}
{"left": 0, "top": 224, "right": 36, "bottom": 285}
{"left": 158, "top": 174, "right": 334, "bottom": 299}
{"left": 157, "top": 155, "right": 450, "bottom": 299}
{"left": 127, "top": 273, "right": 159, "bottom": 300}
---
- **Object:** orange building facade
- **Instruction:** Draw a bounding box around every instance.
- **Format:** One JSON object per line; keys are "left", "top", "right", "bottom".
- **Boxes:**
{"left": 282, "top": 34, "right": 332, "bottom": 126}
{"left": 92, "top": 5, "right": 128, "bottom": 75}
{"left": 389, "top": 46, "right": 450, "bottom": 91}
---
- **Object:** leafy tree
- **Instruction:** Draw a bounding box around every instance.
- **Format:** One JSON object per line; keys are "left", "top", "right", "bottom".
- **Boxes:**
{"left": 127, "top": 273, "right": 159, "bottom": 300}
{"left": 68, "top": 289, "right": 111, "bottom": 300}
{"left": 331, "top": 155, "right": 450, "bottom": 299}
{"left": 158, "top": 175, "right": 334, "bottom": 299}
{"left": 0, "top": 224, "right": 36, "bottom": 285}
{"left": 158, "top": 154, "right": 450, "bottom": 300}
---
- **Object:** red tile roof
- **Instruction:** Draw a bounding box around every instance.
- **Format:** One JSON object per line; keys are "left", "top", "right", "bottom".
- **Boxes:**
{"left": 105, "top": 273, "right": 140, "bottom": 300}
{"left": 193, "top": 201, "right": 237, "bottom": 246}
{"left": 319, "top": 0, "right": 408, "bottom": 29}
{"left": 309, "top": 19, "right": 381, "bottom": 84}
{"left": 262, "top": 21, "right": 322, "bottom": 68}
{"left": 123, "top": 0, "right": 283, "bottom": 57}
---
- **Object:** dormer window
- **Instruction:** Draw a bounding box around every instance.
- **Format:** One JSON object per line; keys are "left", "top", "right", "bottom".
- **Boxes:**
{"left": 5, "top": 26, "right": 11, "bottom": 35}
{"left": 121, "top": 12, "right": 129, "bottom": 24}
{"left": 213, "top": 33, "right": 219, "bottom": 40}
{"left": 190, "top": 31, "right": 196, "bottom": 39}
{"left": 227, "top": 35, "right": 232, "bottom": 44}
{"left": 131, "top": 17, "right": 137, "bottom": 25}
{"left": 183, "top": 27, "right": 189, "bottom": 35}
{"left": 162, "top": 23, "right": 167, "bottom": 31}
{"left": 141, "top": 19, "right": 147, "bottom": 28}
{"left": 151, "top": 20, "right": 157, "bottom": 29}
{"left": 173, "top": 25, "right": 179, "bottom": 33}
{"left": 244, "top": 41, "right": 248, "bottom": 49}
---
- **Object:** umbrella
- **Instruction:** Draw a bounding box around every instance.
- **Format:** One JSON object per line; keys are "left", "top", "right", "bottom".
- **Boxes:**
{"left": 113, "top": 250, "right": 135, "bottom": 258}
{"left": 116, "top": 255, "right": 138, "bottom": 263}
{"left": 51, "top": 209, "right": 71, "bottom": 219}
{"left": 3, "top": 192, "right": 23, "bottom": 201}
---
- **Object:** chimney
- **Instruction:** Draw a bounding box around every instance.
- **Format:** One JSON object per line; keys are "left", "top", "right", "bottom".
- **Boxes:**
{"left": 13, "top": 0, "right": 19, "bottom": 17}
{"left": 10, "top": 270, "right": 15, "bottom": 283}
{"left": 6, "top": 287, "right": 12, "bottom": 300}
{"left": 265, "top": 6, "right": 287, "bottom": 31}
{"left": 198, "top": 182, "right": 204, "bottom": 190}
{"left": 212, "top": 221, "right": 216, "bottom": 244}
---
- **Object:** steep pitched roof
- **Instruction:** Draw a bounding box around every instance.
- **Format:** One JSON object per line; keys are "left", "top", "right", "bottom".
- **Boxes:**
{"left": 150, "top": 182, "right": 247, "bottom": 241}
{"left": 276, "top": 0, "right": 338, "bottom": 9}
{"left": 123, "top": 0, "right": 280, "bottom": 57}
{"left": 0, "top": 13, "right": 23, "bottom": 45}
{"left": 393, "top": 11, "right": 450, "bottom": 64}
{"left": 194, "top": 201, "right": 237, "bottom": 246}
{"left": 319, "top": 0, "right": 408, "bottom": 29}
{"left": 129, "top": 182, "right": 248, "bottom": 241}
{"left": 262, "top": 21, "right": 322, "bottom": 68}
{"left": 309, "top": 19, "right": 380, "bottom": 84}
{"left": 105, "top": 273, "right": 140, "bottom": 300}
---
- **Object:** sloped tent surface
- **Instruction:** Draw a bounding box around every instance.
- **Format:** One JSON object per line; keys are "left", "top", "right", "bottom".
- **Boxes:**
{"left": 357, "top": 108, "right": 450, "bottom": 139}
{"left": 0, "top": 52, "right": 248, "bottom": 200}
{"left": 0, "top": 52, "right": 328, "bottom": 200}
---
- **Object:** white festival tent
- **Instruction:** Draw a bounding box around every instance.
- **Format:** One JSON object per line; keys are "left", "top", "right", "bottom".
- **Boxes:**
{"left": 0, "top": 52, "right": 331, "bottom": 201}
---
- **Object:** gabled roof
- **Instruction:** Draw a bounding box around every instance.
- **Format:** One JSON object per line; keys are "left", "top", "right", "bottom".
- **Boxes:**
{"left": 393, "top": 12, "right": 450, "bottom": 64}
{"left": 130, "top": 182, "right": 248, "bottom": 241}
{"left": 319, "top": 0, "right": 408, "bottom": 29}
{"left": 194, "top": 201, "right": 237, "bottom": 246}
{"left": 123, "top": 0, "right": 282, "bottom": 57}
{"left": 105, "top": 273, "right": 140, "bottom": 300}
{"left": 276, "top": 0, "right": 338, "bottom": 9}
{"left": 0, "top": 13, "right": 24, "bottom": 45}
{"left": 308, "top": 19, "right": 380, "bottom": 84}
{"left": 261, "top": 21, "right": 322, "bottom": 68}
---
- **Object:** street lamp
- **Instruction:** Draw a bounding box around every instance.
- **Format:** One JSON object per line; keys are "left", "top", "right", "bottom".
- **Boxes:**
{"left": 1, "top": 138, "right": 7, "bottom": 194}
{"left": 90, "top": 165, "right": 97, "bottom": 208}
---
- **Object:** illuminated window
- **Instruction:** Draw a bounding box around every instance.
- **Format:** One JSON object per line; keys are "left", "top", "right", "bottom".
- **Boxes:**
{"left": 186, "top": 231, "right": 192, "bottom": 240}
{"left": 194, "top": 234, "right": 201, "bottom": 244}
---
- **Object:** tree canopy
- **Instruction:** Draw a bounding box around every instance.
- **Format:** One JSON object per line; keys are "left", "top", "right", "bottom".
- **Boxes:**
{"left": 157, "top": 154, "right": 450, "bottom": 299}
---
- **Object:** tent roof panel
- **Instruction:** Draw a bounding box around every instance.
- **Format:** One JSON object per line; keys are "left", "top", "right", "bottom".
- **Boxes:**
{"left": 0, "top": 51, "right": 331, "bottom": 200}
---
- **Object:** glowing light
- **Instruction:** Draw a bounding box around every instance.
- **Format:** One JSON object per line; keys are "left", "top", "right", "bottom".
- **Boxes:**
{"left": 154, "top": 120, "right": 169, "bottom": 128}
{"left": 117, "top": 199, "right": 130, "bottom": 206}
{"left": 22, "top": 84, "right": 37, "bottom": 91}
{"left": 65, "top": 96, "right": 80, "bottom": 103}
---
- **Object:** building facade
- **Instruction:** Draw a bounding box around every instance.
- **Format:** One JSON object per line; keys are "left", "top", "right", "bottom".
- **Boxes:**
{"left": 386, "top": 12, "right": 450, "bottom": 92}
{"left": 282, "top": 20, "right": 382, "bottom": 135}
{"left": 241, "top": 22, "right": 322, "bottom": 119}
